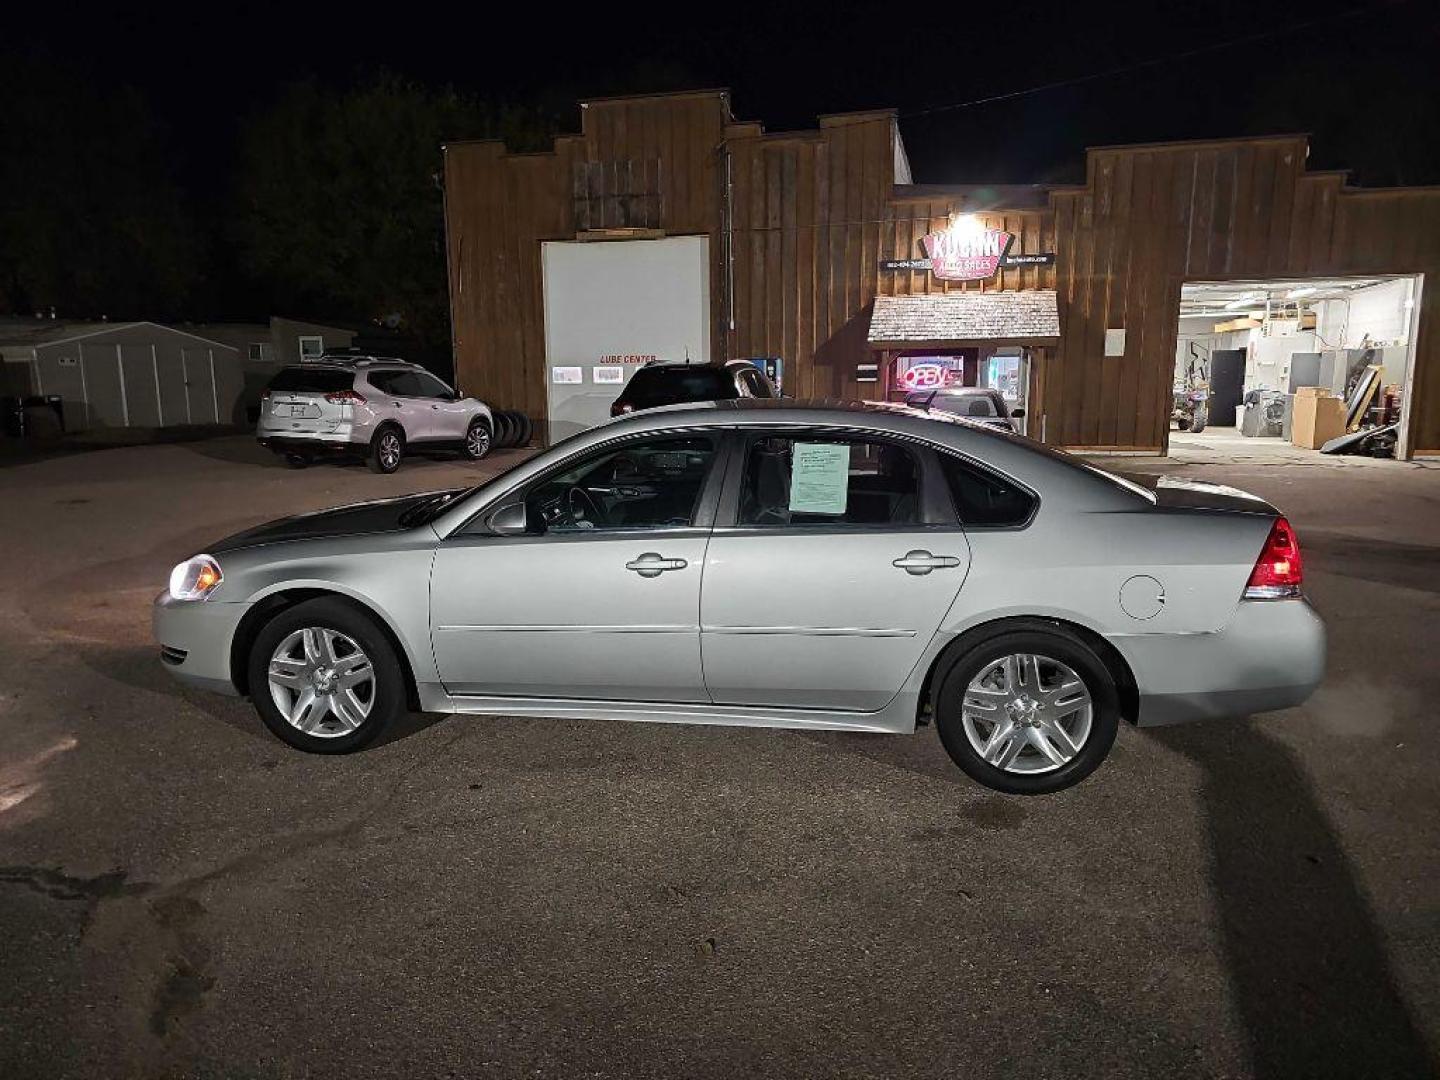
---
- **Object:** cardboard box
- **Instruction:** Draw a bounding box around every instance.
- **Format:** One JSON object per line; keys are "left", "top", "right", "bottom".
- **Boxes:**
{"left": 1291, "top": 392, "right": 1346, "bottom": 449}
{"left": 1294, "top": 385, "right": 1327, "bottom": 398}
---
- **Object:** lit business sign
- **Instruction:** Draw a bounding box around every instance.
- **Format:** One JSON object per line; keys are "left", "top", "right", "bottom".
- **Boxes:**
{"left": 881, "top": 216, "right": 1055, "bottom": 280}
{"left": 923, "top": 226, "right": 1013, "bottom": 281}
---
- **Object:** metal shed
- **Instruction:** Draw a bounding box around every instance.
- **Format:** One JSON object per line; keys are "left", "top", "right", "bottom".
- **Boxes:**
{"left": 0, "top": 321, "right": 244, "bottom": 430}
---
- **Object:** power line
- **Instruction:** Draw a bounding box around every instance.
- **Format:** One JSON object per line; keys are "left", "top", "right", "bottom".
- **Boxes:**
{"left": 902, "top": 0, "right": 1418, "bottom": 120}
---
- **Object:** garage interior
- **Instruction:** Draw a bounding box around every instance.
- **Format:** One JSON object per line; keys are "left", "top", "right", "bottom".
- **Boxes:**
{"left": 1171, "top": 275, "right": 1422, "bottom": 461}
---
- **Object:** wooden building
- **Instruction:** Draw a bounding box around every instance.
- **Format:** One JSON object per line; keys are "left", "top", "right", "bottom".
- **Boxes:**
{"left": 443, "top": 90, "right": 1440, "bottom": 457}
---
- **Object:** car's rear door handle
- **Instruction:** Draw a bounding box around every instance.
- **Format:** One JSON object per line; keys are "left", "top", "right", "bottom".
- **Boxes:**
{"left": 626, "top": 553, "right": 688, "bottom": 578}
{"left": 892, "top": 550, "right": 962, "bottom": 575}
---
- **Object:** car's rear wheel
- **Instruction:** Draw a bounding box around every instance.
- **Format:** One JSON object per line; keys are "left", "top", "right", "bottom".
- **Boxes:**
{"left": 368, "top": 427, "right": 404, "bottom": 473}
{"left": 247, "top": 598, "right": 406, "bottom": 753}
{"left": 282, "top": 452, "right": 310, "bottom": 469}
{"left": 463, "top": 418, "right": 491, "bottom": 460}
{"left": 934, "top": 629, "right": 1119, "bottom": 794}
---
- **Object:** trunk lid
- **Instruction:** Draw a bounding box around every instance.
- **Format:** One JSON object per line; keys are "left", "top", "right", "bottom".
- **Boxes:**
{"left": 1144, "top": 475, "right": 1279, "bottom": 516}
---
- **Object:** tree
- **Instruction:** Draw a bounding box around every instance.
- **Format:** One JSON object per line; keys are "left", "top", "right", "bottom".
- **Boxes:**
{"left": 233, "top": 75, "right": 553, "bottom": 346}
{"left": 0, "top": 55, "right": 200, "bottom": 319}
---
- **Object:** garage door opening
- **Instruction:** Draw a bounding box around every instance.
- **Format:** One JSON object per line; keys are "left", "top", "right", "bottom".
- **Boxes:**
{"left": 1171, "top": 275, "right": 1423, "bottom": 462}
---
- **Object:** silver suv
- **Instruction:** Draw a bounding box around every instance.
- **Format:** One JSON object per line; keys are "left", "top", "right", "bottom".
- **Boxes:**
{"left": 257, "top": 354, "right": 494, "bottom": 473}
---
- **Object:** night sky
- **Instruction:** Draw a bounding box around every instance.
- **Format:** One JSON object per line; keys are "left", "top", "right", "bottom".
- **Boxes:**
{"left": 10, "top": 0, "right": 1439, "bottom": 187}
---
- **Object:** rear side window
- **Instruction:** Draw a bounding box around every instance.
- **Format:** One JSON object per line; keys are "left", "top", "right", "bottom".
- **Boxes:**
{"left": 939, "top": 395, "right": 1000, "bottom": 418}
{"left": 625, "top": 367, "right": 734, "bottom": 406}
{"left": 939, "top": 452, "right": 1035, "bottom": 527}
{"left": 266, "top": 368, "right": 353, "bottom": 394}
{"left": 370, "top": 371, "right": 425, "bottom": 397}
{"left": 738, "top": 435, "right": 921, "bottom": 527}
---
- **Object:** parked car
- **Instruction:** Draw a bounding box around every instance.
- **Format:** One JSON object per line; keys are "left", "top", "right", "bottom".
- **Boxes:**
{"left": 610, "top": 359, "right": 775, "bottom": 416}
{"left": 905, "top": 386, "right": 1020, "bottom": 432}
{"left": 257, "top": 354, "right": 493, "bottom": 473}
{"left": 157, "top": 399, "right": 1324, "bottom": 794}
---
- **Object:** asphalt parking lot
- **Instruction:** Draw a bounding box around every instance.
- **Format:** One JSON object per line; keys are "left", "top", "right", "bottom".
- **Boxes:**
{"left": 1, "top": 435, "right": 1438, "bottom": 1079}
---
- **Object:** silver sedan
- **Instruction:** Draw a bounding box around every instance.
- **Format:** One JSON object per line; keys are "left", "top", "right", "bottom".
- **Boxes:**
{"left": 153, "top": 400, "right": 1325, "bottom": 794}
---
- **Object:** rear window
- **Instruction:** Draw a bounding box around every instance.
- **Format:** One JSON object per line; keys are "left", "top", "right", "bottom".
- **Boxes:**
{"left": 624, "top": 367, "right": 734, "bottom": 406}
{"left": 266, "top": 368, "right": 353, "bottom": 394}
{"left": 938, "top": 394, "right": 1000, "bottom": 418}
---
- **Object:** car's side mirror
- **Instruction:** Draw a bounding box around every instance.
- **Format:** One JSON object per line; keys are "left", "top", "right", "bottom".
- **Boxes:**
{"left": 489, "top": 503, "right": 531, "bottom": 536}
{"left": 1011, "top": 407, "right": 1026, "bottom": 418}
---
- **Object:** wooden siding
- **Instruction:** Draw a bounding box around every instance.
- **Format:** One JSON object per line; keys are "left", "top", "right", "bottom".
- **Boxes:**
{"left": 444, "top": 92, "right": 728, "bottom": 420}
{"left": 445, "top": 93, "right": 1440, "bottom": 455}
{"left": 1046, "top": 138, "right": 1440, "bottom": 452}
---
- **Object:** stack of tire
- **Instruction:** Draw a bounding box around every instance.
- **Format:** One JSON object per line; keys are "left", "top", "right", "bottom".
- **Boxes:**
{"left": 489, "top": 409, "right": 533, "bottom": 451}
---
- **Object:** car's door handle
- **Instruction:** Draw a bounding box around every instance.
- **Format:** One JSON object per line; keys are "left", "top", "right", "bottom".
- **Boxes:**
{"left": 892, "top": 550, "right": 962, "bottom": 575}
{"left": 625, "top": 553, "right": 688, "bottom": 578}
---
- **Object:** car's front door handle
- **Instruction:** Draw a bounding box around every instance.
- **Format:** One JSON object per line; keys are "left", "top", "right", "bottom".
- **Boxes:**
{"left": 892, "top": 550, "right": 962, "bottom": 576}
{"left": 626, "top": 553, "right": 688, "bottom": 578}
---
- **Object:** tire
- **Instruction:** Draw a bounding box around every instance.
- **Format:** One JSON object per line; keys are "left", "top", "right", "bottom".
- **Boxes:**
{"left": 247, "top": 597, "right": 407, "bottom": 753}
{"left": 493, "top": 411, "right": 516, "bottom": 449}
{"left": 512, "top": 413, "right": 533, "bottom": 447}
{"left": 463, "top": 417, "right": 492, "bottom": 460}
{"left": 1175, "top": 417, "right": 1191, "bottom": 432}
{"left": 283, "top": 452, "right": 310, "bottom": 469}
{"left": 367, "top": 426, "right": 404, "bottom": 473}
{"left": 1189, "top": 409, "right": 1207, "bottom": 434}
{"left": 934, "top": 628, "right": 1120, "bottom": 795}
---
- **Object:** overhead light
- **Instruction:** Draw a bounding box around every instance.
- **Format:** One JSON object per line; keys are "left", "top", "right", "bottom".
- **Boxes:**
{"left": 1286, "top": 287, "right": 1317, "bottom": 299}
{"left": 1224, "top": 293, "right": 1258, "bottom": 310}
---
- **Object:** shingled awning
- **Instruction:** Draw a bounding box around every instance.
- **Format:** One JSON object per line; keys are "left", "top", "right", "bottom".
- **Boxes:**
{"left": 868, "top": 290, "right": 1060, "bottom": 349}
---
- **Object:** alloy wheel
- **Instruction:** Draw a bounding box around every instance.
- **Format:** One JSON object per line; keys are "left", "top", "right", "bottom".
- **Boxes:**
{"left": 466, "top": 424, "right": 490, "bottom": 458}
{"left": 960, "top": 653, "right": 1093, "bottom": 774}
{"left": 378, "top": 433, "right": 402, "bottom": 470}
{"left": 267, "top": 626, "right": 376, "bottom": 738}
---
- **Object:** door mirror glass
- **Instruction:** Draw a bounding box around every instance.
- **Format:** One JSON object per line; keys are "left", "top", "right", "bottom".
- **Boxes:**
{"left": 489, "top": 503, "right": 531, "bottom": 536}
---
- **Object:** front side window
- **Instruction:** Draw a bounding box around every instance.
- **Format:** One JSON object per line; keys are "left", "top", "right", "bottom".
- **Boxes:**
{"left": 737, "top": 435, "right": 921, "bottom": 527}
{"left": 412, "top": 371, "right": 454, "bottom": 399}
{"left": 938, "top": 452, "right": 1035, "bottom": 527}
{"left": 521, "top": 436, "right": 718, "bottom": 533}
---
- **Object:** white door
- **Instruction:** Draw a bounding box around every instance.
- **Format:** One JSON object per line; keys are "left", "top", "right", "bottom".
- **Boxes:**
{"left": 541, "top": 236, "right": 710, "bottom": 442}
{"left": 701, "top": 432, "right": 971, "bottom": 711}
{"left": 431, "top": 433, "right": 722, "bottom": 701}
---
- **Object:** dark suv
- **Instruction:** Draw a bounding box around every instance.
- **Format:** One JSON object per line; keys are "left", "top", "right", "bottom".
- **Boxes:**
{"left": 610, "top": 360, "right": 776, "bottom": 416}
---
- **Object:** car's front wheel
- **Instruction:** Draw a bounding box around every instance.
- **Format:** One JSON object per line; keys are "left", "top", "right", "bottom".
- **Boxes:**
{"left": 934, "top": 629, "right": 1119, "bottom": 794}
{"left": 463, "top": 418, "right": 491, "bottom": 460}
{"left": 247, "top": 598, "right": 407, "bottom": 753}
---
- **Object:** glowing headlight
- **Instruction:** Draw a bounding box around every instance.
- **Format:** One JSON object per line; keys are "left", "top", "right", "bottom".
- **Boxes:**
{"left": 168, "top": 555, "right": 223, "bottom": 600}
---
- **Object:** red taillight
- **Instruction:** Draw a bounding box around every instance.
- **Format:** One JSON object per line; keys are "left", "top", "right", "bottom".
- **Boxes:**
{"left": 611, "top": 401, "right": 634, "bottom": 416}
{"left": 1245, "top": 516, "right": 1304, "bottom": 599}
{"left": 324, "top": 389, "right": 366, "bottom": 405}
